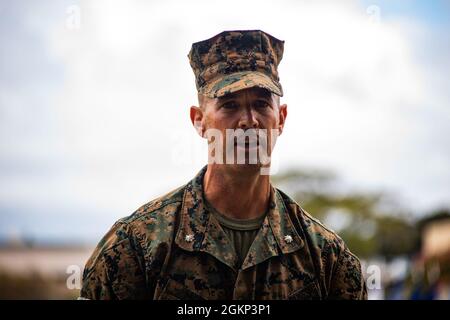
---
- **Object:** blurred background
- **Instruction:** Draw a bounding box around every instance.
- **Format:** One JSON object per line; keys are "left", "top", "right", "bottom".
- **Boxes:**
{"left": 0, "top": 0, "right": 449, "bottom": 299}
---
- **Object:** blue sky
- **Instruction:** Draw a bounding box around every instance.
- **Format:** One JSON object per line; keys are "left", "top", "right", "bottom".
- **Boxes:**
{"left": 0, "top": 0, "right": 449, "bottom": 244}
{"left": 360, "top": 0, "right": 450, "bottom": 26}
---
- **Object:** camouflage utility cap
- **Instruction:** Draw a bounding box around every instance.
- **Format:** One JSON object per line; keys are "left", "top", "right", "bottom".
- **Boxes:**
{"left": 188, "top": 30, "right": 284, "bottom": 98}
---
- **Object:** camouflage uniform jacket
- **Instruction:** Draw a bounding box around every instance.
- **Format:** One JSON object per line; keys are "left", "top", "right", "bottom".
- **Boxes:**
{"left": 80, "top": 166, "right": 367, "bottom": 300}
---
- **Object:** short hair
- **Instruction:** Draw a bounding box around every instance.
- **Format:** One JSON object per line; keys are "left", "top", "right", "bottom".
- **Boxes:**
{"left": 197, "top": 93, "right": 206, "bottom": 108}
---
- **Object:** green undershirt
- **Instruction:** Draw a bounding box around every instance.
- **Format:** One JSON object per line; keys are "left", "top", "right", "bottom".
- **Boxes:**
{"left": 205, "top": 200, "right": 267, "bottom": 267}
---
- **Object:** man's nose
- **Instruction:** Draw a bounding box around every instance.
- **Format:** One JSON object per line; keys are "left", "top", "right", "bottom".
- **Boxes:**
{"left": 238, "top": 108, "right": 259, "bottom": 129}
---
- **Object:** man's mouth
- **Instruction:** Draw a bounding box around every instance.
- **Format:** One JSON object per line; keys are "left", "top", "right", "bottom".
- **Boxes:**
{"left": 234, "top": 138, "right": 259, "bottom": 149}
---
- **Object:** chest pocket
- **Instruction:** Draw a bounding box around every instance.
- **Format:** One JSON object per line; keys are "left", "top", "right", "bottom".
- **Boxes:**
{"left": 156, "top": 278, "right": 205, "bottom": 300}
{"left": 287, "top": 281, "right": 322, "bottom": 300}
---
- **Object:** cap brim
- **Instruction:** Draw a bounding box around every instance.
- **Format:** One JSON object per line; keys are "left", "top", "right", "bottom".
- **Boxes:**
{"left": 199, "top": 71, "right": 283, "bottom": 98}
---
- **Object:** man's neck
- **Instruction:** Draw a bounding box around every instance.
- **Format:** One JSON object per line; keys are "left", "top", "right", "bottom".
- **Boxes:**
{"left": 203, "top": 164, "right": 271, "bottom": 220}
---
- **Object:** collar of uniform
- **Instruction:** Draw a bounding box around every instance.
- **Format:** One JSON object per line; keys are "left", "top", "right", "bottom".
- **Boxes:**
{"left": 175, "top": 166, "right": 209, "bottom": 252}
{"left": 175, "top": 165, "right": 304, "bottom": 271}
{"left": 175, "top": 166, "right": 238, "bottom": 270}
{"left": 240, "top": 185, "right": 304, "bottom": 270}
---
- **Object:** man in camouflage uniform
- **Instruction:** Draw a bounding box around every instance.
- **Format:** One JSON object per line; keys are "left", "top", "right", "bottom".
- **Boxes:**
{"left": 80, "top": 30, "right": 367, "bottom": 300}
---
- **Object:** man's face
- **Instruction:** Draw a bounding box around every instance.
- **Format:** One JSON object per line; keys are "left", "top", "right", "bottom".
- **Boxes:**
{"left": 190, "top": 87, "right": 287, "bottom": 168}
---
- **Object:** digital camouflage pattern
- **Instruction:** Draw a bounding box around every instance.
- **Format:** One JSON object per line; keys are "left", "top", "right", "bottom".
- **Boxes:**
{"left": 80, "top": 166, "right": 367, "bottom": 300}
{"left": 188, "top": 30, "right": 284, "bottom": 98}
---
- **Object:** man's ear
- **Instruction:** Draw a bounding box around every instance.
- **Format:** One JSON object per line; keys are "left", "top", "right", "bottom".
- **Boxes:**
{"left": 190, "top": 106, "right": 204, "bottom": 137}
{"left": 278, "top": 104, "right": 287, "bottom": 136}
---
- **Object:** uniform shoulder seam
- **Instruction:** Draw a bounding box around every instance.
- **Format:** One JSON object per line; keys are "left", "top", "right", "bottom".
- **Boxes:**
{"left": 276, "top": 188, "right": 343, "bottom": 240}
{"left": 301, "top": 207, "right": 343, "bottom": 240}
{"left": 119, "top": 184, "right": 186, "bottom": 224}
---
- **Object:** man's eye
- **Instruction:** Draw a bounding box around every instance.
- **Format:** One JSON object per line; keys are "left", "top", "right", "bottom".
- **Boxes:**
{"left": 254, "top": 100, "right": 270, "bottom": 108}
{"left": 222, "top": 101, "right": 238, "bottom": 109}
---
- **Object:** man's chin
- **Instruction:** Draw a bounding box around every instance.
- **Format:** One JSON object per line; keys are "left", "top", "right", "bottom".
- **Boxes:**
{"left": 207, "top": 161, "right": 272, "bottom": 176}
{"left": 226, "top": 159, "right": 264, "bottom": 170}
{"left": 226, "top": 163, "right": 263, "bottom": 176}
